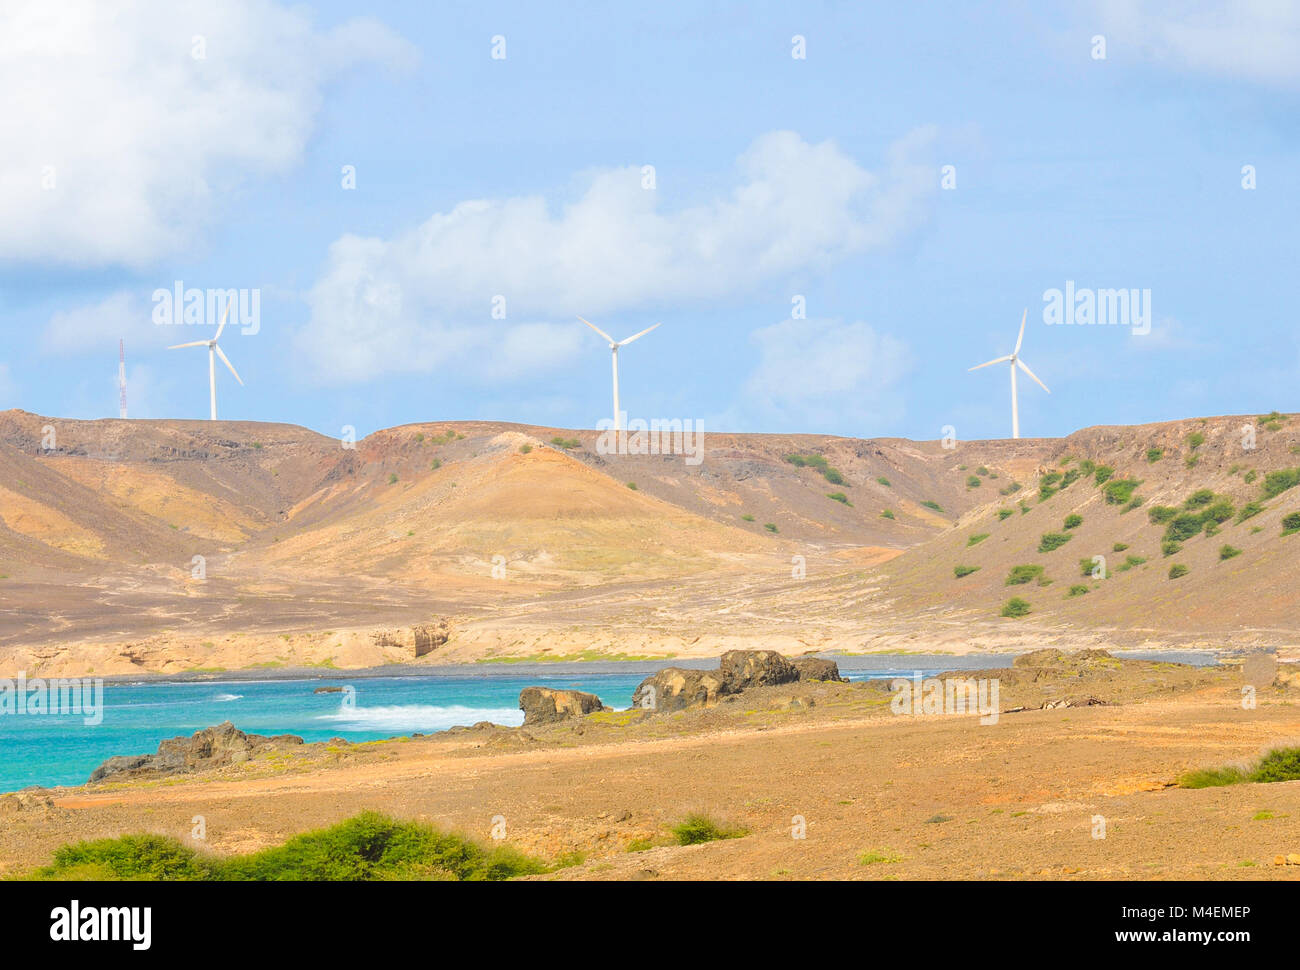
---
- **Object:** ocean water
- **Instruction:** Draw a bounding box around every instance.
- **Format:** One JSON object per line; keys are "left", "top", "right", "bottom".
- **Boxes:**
{"left": 0, "top": 650, "right": 1216, "bottom": 793}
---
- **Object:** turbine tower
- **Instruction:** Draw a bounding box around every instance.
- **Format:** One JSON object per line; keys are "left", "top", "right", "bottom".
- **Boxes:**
{"left": 968, "top": 308, "right": 1050, "bottom": 439}
{"left": 578, "top": 317, "right": 660, "bottom": 432}
{"left": 118, "top": 339, "right": 127, "bottom": 419}
{"left": 167, "top": 301, "right": 243, "bottom": 420}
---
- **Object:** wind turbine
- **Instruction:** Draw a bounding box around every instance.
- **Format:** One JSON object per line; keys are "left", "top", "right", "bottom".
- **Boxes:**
{"left": 578, "top": 317, "right": 660, "bottom": 432}
{"left": 168, "top": 301, "right": 243, "bottom": 421}
{"left": 968, "top": 308, "right": 1049, "bottom": 439}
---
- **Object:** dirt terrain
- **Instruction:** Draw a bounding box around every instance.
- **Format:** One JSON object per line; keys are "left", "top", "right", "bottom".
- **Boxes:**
{"left": 1, "top": 409, "right": 1298, "bottom": 675}
{"left": 3, "top": 652, "right": 1300, "bottom": 880}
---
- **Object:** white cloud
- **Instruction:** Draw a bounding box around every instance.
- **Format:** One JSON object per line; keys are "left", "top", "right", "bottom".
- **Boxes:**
{"left": 1098, "top": 0, "right": 1300, "bottom": 86}
{"left": 0, "top": 0, "right": 414, "bottom": 267}
{"left": 299, "top": 129, "right": 937, "bottom": 384}
{"left": 43, "top": 291, "right": 155, "bottom": 353}
{"left": 726, "top": 317, "right": 911, "bottom": 433}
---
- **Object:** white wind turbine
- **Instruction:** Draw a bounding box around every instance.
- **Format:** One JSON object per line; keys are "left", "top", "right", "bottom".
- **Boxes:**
{"left": 168, "top": 302, "right": 243, "bottom": 421}
{"left": 968, "top": 308, "right": 1049, "bottom": 439}
{"left": 578, "top": 317, "right": 660, "bottom": 432}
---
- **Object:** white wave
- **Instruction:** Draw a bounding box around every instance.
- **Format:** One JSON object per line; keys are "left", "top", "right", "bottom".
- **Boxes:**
{"left": 316, "top": 704, "right": 524, "bottom": 733}
{"left": 213, "top": 693, "right": 244, "bottom": 702}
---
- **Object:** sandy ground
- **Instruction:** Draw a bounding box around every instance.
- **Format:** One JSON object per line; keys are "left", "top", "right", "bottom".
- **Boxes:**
{"left": 5, "top": 659, "right": 1300, "bottom": 880}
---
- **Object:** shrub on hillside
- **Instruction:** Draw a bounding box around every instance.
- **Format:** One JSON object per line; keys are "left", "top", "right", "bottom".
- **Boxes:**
{"left": 1000, "top": 597, "right": 1032, "bottom": 618}
{"left": 1037, "top": 532, "right": 1073, "bottom": 553}
{"left": 1006, "top": 564, "right": 1046, "bottom": 586}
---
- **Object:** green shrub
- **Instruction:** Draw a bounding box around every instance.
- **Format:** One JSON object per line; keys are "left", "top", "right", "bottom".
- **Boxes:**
{"left": 1219, "top": 545, "right": 1242, "bottom": 560}
{"left": 1146, "top": 448, "right": 1163, "bottom": 463}
{"left": 966, "top": 475, "right": 982, "bottom": 488}
{"left": 1148, "top": 505, "right": 1178, "bottom": 524}
{"left": 1183, "top": 489, "right": 1214, "bottom": 510}
{"left": 1037, "top": 532, "right": 1073, "bottom": 553}
{"left": 671, "top": 814, "right": 748, "bottom": 846}
{"left": 1063, "top": 514, "right": 1083, "bottom": 530}
{"left": 1102, "top": 478, "right": 1140, "bottom": 505}
{"left": 1116, "top": 555, "right": 1147, "bottom": 572}
{"left": 1168, "top": 563, "right": 1188, "bottom": 579}
{"left": 1283, "top": 513, "right": 1300, "bottom": 536}
{"left": 880, "top": 509, "right": 895, "bottom": 519}
{"left": 1006, "top": 564, "right": 1045, "bottom": 586}
{"left": 763, "top": 523, "right": 778, "bottom": 533}
{"left": 1235, "top": 502, "right": 1265, "bottom": 524}
{"left": 876, "top": 477, "right": 892, "bottom": 487}
{"left": 1244, "top": 470, "right": 1258, "bottom": 484}
{"left": 430, "top": 458, "right": 441, "bottom": 470}
{"left": 33, "top": 813, "right": 548, "bottom": 882}
{"left": 1066, "top": 585, "right": 1089, "bottom": 597}
{"left": 1093, "top": 465, "right": 1115, "bottom": 486}
{"left": 1179, "top": 746, "right": 1300, "bottom": 788}
{"left": 388, "top": 473, "right": 398, "bottom": 485}
{"left": 953, "top": 565, "right": 980, "bottom": 578}
{"left": 921, "top": 500, "right": 943, "bottom": 512}
{"left": 741, "top": 514, "right": 755, "bottom": 522}
{"left": 1187, "top": 431, "right": 1205, "bottom": 449}
{"left": 1000, "top": 597, "right": 1032, "bottom": 618}
{"left": 827, "top": 491, "right": 851, "bottom": 505}
{"left": 1161, "top": 540, "right": 1182, "bottom": 557}
{"left": 1201, "top": 499, "right": 1235, "bottom": 524}
{"left": 1038, "top": 472, "right": 1062, "bottom": 501}
{"left": 550, "top": 436, "right": 580, "bottom": 449}
{"left": 823, "top": 468, "right": 846, "bottom": 486}
{"left": 1078, "top": 557, "right": 1105, "bottom": 578}
{"left": 785, "top": 453, "right": 846, "bottom": 486}
{"left": 519, "top": 444, "right": 532, "bottom": 454}
{"left": 626, "top": 482, "right": 637, "bottom": 490}
{"left": 1112, "top": 542, "right": 1128, "bottom": 552}
{"left": 997, "top": 508, "right": 1014, "bottom": 521}
{"left": 967, "top": 533, "right": 989, "bottom": 546}
{"left": 999, "top": 482, "right": 1022, "bottom": 496}
{"left": 1262, "top": 468, "right": 1300, "bottom": 498}
{"left": 1164, "top": 513, "right": 1205, "bottom": 543}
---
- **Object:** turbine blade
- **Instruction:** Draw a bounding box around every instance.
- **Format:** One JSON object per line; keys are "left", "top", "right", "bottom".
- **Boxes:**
{"left": 967, "top": 355, "right": 1011, "bottom": 371}
{"left": 577, "top": 316, "right": 615, "bottom": 345}
{"left": 167, "top": 341, "right": 209, "bottom": 350}
{"left": 215, "top": 344, "right": 243, "bottom": 385}
{"left": 1016, "top": 357, "right": 1049, "bottom": 393}
{"left": 1014, "top": 308, "right": 1027, "bottom": 354}
{"left": 617, "top": 322, "right": 661, "bottom": 347}
{"left": 214, "top": 300, "right": 233, "bottom": 341}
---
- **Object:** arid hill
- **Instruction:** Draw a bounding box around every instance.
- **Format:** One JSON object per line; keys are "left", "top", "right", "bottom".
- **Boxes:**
{"left": 0, "top": 408, "right": 1296, "bottom": 674}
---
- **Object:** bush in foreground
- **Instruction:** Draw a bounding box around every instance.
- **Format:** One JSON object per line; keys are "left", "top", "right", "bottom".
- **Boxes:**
{"left": 670, "top": 813, "right": 748, "bottom": 846}
{"left": 1179, "top": 747, "right": 1300, "bottom": 789}
{"left": 27, "top": 812, "right": 547, "bottom": 882}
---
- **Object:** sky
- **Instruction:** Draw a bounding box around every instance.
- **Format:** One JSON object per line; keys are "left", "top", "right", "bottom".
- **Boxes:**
{"left": 1, "top": 0, "right": 1297, "bottom": 443}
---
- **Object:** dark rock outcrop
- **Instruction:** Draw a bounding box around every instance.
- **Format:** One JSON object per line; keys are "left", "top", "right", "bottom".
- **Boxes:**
{"left": 631, "top": 650, "right": 844, "bottom": 712}
{"left": 791, "top": 657, "right": 846, "bottom": 683}
{"left": 518, "top": 687, "right": 608, "bottom": 725}
{"left": 88, "top": 721, "right": 304, "bottom": 783}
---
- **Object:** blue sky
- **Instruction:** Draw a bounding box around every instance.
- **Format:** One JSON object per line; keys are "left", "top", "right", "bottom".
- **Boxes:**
{"left": 1, "top": 1, "right": 1297, "bottom": 441}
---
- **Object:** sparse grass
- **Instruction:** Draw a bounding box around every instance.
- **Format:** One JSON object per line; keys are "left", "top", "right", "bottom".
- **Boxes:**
{"left": 626, "top": 838, "right": 655, "bottom": 853}
{"left": 967, "top": 533, "right": 989, "bottom": 547}
{"left": 670, "top": 814, "right": 748, "bottom": 846}
{"left": 26, "top": 812, "right": 548, "bottom": 881}
{"left": 1179, "top": 747, "right": 1300, "bottom": 789}
{"left": 1000, "top": 597, "right": 1031, "bottom": 618}
{"left": 1037, "top": 532, "right": 1072, "bottom": 553}
{"left": 998, "top": 508, "right": 1014, "bottom": 521}
{"left": 1168, "top": 563, "right": 1189, "bottom": 579}
{"left": 857, "top": 847, "right": 903, "bottom": 865}
{"left": 1187, "top": 431, "right": 1205, "bottom": 450}
{"left": 953, "top": 565, "right": 980, "bottom": 578}
{"left": 1005, "top": 564, "right": 1045, "bottom": 585}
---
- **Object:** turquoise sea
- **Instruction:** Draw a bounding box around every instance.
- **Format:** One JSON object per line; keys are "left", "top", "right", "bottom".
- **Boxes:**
{"left": 0, "top": 651, "right": 1216, "bottom": 792}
